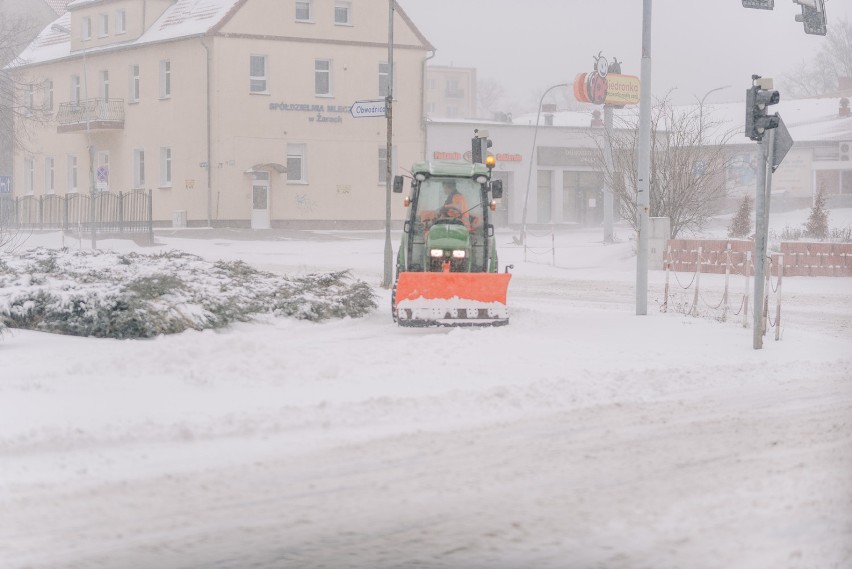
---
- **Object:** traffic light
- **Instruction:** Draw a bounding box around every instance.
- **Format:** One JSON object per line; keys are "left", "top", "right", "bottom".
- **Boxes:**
{"left": 745, "top": 75, "right": 780, "bottom": 142}
{"left": 793, "top": 0, "right": 827, "bottom": 35}
{"left": 471, "top": 129, "right": 492, "bottom": 164}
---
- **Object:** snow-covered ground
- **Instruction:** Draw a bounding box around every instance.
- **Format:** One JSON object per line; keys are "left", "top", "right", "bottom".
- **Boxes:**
{"left": 1, "top": 210, "right": 851, "bottom": 569}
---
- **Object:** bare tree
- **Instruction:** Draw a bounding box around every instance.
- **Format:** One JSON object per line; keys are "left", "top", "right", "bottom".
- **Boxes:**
{"left": 1, "top": 12, "right": 51, "bottom": 170}
{"left": 586, "top": 93, "right": 738, "bottom": 239}
{"left": 781, "top": 18, "right": 852, "bottom": 97}
{"left": 476, "top": 77, "right": 506, "bottom": 118}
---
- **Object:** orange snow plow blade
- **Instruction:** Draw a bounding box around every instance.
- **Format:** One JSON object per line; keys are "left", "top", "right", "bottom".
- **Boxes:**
{"left": 394, "top": 272, "right": 511, "bottom": 327}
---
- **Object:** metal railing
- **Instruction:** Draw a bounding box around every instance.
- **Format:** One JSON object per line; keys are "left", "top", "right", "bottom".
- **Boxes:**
{"left": 55, "top": 98, "right": 125, "bottom": 131}
{"left": 0, "top": 190, "right": 152, "bottom": 238}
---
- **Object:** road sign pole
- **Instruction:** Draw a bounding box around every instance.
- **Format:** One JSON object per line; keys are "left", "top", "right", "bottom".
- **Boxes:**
{"left": 382, "top": 0, "right": 394, "bottom": 289}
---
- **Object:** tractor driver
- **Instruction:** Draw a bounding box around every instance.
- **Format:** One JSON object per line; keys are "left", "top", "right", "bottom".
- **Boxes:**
{"left": 438, "top": 180, "right": 470, "bottom": 227}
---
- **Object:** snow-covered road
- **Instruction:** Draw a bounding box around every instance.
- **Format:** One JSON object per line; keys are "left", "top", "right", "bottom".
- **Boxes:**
{"left": 1, "top": 227, "right": 850, "bottom": 568}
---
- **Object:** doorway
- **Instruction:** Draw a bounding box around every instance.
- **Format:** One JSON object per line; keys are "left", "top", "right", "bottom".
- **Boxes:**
{"left": 251, "top": 171, "right": 270, "bottom": 229}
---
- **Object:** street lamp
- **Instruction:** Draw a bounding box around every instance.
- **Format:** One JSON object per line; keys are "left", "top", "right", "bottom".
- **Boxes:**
{"left": 52, "top": 23, "right": 96, "bottom": 248}
{"left": 697, "top": 85, "right": 730, "bottom": 135}
{"left": 519, "top": 83, "right": 568, "bottom": 245}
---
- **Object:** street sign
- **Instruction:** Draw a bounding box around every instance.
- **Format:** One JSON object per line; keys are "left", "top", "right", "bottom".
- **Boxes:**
{"left": 771, "top": 117, "right": 793, "bottom": 172}
{"left": 350, "top": 99, "right": 387, "bottom": 118}
{"left": 742, "top": 0, "right": 774, "bottom": 9}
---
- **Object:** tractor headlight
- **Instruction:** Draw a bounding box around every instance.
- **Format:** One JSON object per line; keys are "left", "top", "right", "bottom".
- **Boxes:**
{"left": 452, "top": 250, "right": 466, "bottom": 258}
{"left": 415, "top": 173, "right": 427, "bottom": 181}
{"left": 475, "top": 175, "right": 487, "bottom": 184}
{"left": 430, "top": 249, "right": 444, "bottom": 258}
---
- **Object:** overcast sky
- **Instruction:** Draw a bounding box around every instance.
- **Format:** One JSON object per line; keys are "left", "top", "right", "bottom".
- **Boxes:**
{"left": 398, "top": 0, "right": 852, "bottom": 113}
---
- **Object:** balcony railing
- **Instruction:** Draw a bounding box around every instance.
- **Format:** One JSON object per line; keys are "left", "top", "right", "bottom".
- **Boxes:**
{"left": 56, "top": 98, "right": 125, "bottom": 132}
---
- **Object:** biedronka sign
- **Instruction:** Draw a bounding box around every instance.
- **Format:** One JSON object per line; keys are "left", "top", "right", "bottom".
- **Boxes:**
{"left": 573, "top": 53, "right": 640, "bottom": 107}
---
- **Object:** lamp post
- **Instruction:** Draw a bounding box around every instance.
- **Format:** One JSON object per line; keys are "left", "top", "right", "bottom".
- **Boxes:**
{"left": 52, "top": 23, "right": 96, "bottom": 249}
{"left": 519, "top": 82, "right": 568, "bottom": 245}
{"left": 697, "top": 85, "right": 730, "bottom": 136}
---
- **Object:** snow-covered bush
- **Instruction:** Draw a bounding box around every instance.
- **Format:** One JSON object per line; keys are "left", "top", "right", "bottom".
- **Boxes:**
{"left": 0, "top": 248, "right": 376, "bottom": 339}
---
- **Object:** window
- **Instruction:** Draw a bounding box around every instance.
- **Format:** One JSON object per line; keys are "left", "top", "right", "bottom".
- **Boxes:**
{"left": 97, "top": 151, "right": 109, "bottom": 192}
{"left": 45, "top": 158, "right": 55, "bottom": 194}
{"left": 133, "top": 149, "right": 145, "bottom": 189}
{"left": 428, "top": 78, "right": 436, "bottom": 90}
{"left": 160, "top": 147, "right": 172, "bottom": 187}
{"left": 378, "top": 147, "right": 396, "bottom": 185}
{"left": 99, "top": 13, "right": 109, "bottom": 37}
{"left": 67, "top": 155, "right": 78, "bottom": 193}
{"left": 379, "top": 63, "right": 395, "bottom": 97}
{"left": 314, "top": 59, "right": 331, "bottom": 96}
{"left": 82, "top": 17, "right": 91, "bottom": 40}
{"left": 295, "top": 0, "right": 312, "bottom": 21}
{"left": 159, "top": 60, "right": 171, "bottom": 98}
{"left": 334, "top": 1, "right": 351, "bottom": 24}
{"left": 378, "top": 147, "right": 388, "bottom": 185}
{"left": 24, "top": 159, "right": 34, "bottom": 195}
{"left": 43, "top": 80, "right": 53, "bottom": 111}
{"left": 129, "top": 64, "right": 140, "bottom": 102}
{"left": 250, "top": 55, "right": 267, "bottom": 93}
{"left": 115, "top": 10, "right": 126, "bottom": 34}
{"left": 71, "top": 74, "right": 80, "bottom": 104}
{"left": 24, "top": 84, "right": 34, "bottom": 115}
{"left": 287, "top": 144, "right": 306, "bottom": 183}
{"left": 99, "top": 70, "right": 109, "bottom": 100}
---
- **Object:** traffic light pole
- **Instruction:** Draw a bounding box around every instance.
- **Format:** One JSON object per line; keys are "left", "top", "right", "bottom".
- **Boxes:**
{"left": 752, "top": 129, "right": 774, "bottom": 349}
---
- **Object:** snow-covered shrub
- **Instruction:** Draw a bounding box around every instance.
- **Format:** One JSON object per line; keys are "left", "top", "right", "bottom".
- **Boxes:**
{"left": 0, "top": 248, "right": 377, "bottom": 339}
{"left": 727, "top": 195, "right": 753, "bottom": 238}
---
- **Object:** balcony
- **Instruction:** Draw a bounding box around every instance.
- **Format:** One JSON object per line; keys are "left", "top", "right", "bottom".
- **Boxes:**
{"left": 56, "top": 99, "right": 125, "bottom": 133}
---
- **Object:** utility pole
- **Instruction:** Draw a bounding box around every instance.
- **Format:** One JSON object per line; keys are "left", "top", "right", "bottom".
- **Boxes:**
{"left": 636, "top": 0, "right": 653, "bottom": 315}
{"left": 382, "top": 0, "right": 394, "bottom": 288}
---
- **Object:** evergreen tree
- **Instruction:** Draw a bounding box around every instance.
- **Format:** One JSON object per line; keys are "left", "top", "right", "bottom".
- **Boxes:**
{"left": 804, "top": 189, "right": 829, "bottom": 239}
{"left": 727, "top": 195, "right": 753, "bottom": 238}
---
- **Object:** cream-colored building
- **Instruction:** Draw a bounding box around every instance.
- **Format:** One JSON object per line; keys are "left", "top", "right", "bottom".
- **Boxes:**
{"left": 9, "top": 0, "right": 434, "bottom": 228}
{"left": 425, "top": 65, "right": 476, "bottom": 119}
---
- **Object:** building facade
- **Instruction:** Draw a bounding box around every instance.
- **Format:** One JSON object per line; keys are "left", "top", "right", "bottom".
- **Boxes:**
{"left": 424, "top": 65, "right": 476, "bottom": 120}
{"left": 8, "top": 0, "right": 434, "bottom": 228}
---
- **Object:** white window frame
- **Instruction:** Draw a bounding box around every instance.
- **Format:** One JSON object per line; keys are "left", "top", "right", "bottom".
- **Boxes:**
{"left": 24, "top": 158, "right": 34, "bottom": 195}
{"left": 43, "top": 79, "right": 53, "bottom": 111}
{"left": 129, "top": 64, "right": 140, "bottom": 102}
{"left": 334, "top": 1, "right": 352, "bottom": 25}
{"left": 115, "top": 9, "right": 126, "bottom": 34}
{"left": 378, "top": 146, "right": 397, "bottom": 185}
{"left": 67, "top": 155, "right": 78, "bottom": 193}
{"left": 96, "top": 151, "right": 109, "bottom": 192}
{"left": 159, "top": 147, "right": 172, "bottom": 188}
{"left": 71, "top": 74, "right": 80, "bottom": 105}
{"left": 24, "top": 84, "right": 34, "bottom": 116}
{"left": 98, "top": 13, "right": 109, "bottom": 37}
{"left": 82, "top": 17, "right": 91, "bottom": 41}
{"left": 295, "top": 0, "right": 312, "bottom": 22}
{"left": 250, "top": 55, "right": 268, "bottom": 93}
{"left": 159, "top": 60, "right": 171, "bottom": 98}
{"left": 286, "top": 144, "right": 307, "bottom": 184}
{"left": 379, "top": 62, "right": 396, "bottom": 97}
{"left": 133, "top": 149, "right": 145, "bottom": 189}
{"left": 314, "top": 59, "right": 332, "bottom": 96}
{"left": 45, "top": 157, "right": 55, "bottom": 194}
{"left": 99, "top": 70, "right": 109, "bottom": 100}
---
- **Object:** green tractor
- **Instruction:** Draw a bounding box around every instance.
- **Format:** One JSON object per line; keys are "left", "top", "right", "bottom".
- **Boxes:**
{"left": 392, "top": 131, "right": 511, "bottom": 327}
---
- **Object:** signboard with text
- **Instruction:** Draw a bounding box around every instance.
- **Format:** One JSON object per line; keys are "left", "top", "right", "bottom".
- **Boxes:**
{"left": 350, "top": 99, "right": 387, "bottom": 118}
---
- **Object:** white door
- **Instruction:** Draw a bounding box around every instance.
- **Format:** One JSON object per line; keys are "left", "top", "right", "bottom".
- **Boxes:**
{"left": 251, "top": 172, "right": 270, "bottom": 229}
